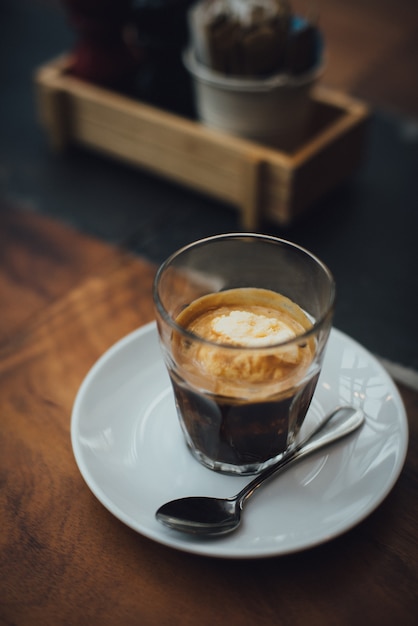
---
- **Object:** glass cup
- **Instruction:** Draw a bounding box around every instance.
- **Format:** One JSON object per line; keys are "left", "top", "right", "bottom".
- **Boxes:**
{"left": 153, "top": 234, "right": 335, "bottom": 475}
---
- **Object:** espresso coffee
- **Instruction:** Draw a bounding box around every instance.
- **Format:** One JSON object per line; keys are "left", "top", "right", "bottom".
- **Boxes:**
{"left": 169, "top": 287, "right": 318, "bottom": 473}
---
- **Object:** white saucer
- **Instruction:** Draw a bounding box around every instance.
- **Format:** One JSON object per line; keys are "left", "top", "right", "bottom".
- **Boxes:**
{"left": 71, "top": 322, "right": 408, "bottom": 559}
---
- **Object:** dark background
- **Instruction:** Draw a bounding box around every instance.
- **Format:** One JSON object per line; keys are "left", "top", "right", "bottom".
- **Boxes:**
{"left": 1, "top": 0, "right": 417, "bottom": 374}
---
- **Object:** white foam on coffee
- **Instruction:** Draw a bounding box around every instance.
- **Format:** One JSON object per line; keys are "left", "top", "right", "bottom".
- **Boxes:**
{"left": 211, "top": 310, "right": 296, "bottom": 347}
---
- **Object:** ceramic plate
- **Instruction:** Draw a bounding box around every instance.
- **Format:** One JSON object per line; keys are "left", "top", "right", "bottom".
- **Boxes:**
{"left": 71, "top": 323, "right": 408, "bottom": 559}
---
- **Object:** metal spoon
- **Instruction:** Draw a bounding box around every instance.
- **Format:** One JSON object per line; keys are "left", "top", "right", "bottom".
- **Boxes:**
{"left": 156, "top": 406, "right": 364, "bottom": 536}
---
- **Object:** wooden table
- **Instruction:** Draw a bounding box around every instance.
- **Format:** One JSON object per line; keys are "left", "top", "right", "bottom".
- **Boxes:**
{"left": 1, "top": 206, "right": 417, "bottom": 626}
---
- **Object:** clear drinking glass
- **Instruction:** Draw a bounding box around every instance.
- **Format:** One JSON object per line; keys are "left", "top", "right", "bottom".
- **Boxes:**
{"left": 153, "top": 234, "right": 335, "bottom": 475}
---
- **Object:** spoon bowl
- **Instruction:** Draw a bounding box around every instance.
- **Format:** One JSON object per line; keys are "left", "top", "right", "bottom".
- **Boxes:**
{"left": 156, "top": 406, "right": 365, "bottom": 536}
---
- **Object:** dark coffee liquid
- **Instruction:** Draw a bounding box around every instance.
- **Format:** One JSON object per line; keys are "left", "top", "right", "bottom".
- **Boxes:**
{"left": 170, "top": 371, "right": 319, "bottom": 468}
{"left": 170, "top": 288, "right": 317, "bottom": 472}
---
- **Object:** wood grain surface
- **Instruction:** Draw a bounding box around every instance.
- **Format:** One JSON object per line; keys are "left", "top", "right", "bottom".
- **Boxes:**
{"left": 1, "top": 206, "right": 417, "bottom": 626}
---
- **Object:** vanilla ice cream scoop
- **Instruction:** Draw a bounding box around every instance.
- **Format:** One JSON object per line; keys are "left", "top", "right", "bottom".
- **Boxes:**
{"left": 211, "top": 310, "right": 296, "bottom": 347}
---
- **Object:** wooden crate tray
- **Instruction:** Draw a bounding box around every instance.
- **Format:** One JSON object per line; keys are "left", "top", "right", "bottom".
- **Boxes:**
{"left": 34, "top": 55, "right": 370, "bottom": 229}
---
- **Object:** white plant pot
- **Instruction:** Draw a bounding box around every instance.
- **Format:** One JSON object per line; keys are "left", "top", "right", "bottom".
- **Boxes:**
{"left": 183, "top": 47, "right": 323, "bottom": 150}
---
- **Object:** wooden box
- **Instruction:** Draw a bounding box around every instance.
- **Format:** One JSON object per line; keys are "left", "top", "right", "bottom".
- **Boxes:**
{"left": 34, "top": 56, "right": 370, "bottom": 229}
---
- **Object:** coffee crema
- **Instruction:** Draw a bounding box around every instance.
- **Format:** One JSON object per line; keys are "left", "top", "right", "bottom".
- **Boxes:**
{"left": 173, "top": 288, "right": 315, "bottom": 399}
{"left": 169, "top": 287, "right": 318, "bottom": 472}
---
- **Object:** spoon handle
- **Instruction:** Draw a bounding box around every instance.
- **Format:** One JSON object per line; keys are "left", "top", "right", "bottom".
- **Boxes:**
{"left": 236, "top": 406, "right": 364, "bottom": 508}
